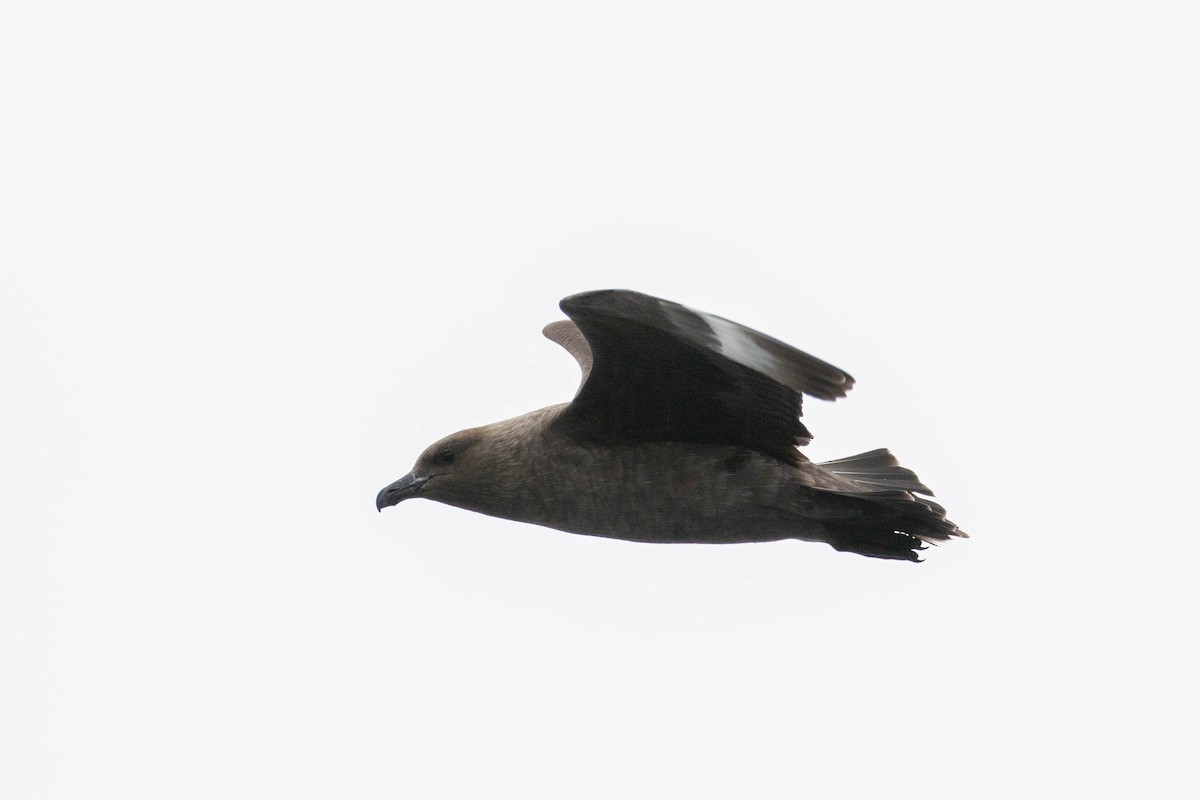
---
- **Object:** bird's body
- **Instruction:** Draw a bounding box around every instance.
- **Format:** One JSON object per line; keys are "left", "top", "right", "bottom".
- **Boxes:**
{"left": 378, "top": 290, "right": 965, "bottom": 561}
{"left": 420, "top": 405, "right": 813, "bottom": 545}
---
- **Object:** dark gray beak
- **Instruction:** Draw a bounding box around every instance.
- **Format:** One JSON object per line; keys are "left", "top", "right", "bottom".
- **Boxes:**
{"left": 376, "top": 473, "right": 430, "bottom": 511}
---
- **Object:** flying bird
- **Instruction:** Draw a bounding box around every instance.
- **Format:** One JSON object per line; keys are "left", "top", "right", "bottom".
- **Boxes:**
{"left": 377, "top": 290, "right": 965, "bottom": 561}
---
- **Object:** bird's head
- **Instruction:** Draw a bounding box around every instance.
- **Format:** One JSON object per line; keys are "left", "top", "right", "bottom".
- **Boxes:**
{"left": 375, "top": 428, "right": 487, "bottom": 512}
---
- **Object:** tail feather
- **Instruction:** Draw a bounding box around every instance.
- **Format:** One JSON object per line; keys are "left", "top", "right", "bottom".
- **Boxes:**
{"left": 813, "top": 449, "right": 967, "bottom": 561}
{"left": 819, "top": 448, "right": 933, "bottom": 494}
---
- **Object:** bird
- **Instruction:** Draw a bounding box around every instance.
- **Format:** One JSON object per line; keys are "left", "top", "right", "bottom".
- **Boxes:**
{"left": 376, "top": 289, "right": 965, "bottom": 561}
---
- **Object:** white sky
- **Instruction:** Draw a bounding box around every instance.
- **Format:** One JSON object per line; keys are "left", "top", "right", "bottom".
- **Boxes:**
{"left": 2, "top": 2, "right": 1197, "bottom": 797}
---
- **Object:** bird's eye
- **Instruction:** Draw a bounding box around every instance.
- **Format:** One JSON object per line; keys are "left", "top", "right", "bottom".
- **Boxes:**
{"left": 440, "top": 449, "right": 456, "bottom": 464}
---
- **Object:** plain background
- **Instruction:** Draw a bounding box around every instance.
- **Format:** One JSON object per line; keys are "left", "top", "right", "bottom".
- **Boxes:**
{"left": 3, "top": 2, "right": 1197, "bottom": 797}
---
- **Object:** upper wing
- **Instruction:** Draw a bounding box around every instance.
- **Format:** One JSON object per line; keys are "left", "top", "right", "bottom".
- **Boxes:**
{"left": 549, "top": 289, "right": 854, "bottom": 462}
{"left": 542, "top": 319, "right": 593, "bottom": 395}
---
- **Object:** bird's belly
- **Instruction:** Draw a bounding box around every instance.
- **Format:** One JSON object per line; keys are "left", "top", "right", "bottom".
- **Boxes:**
{"left": 521, "top": 445, "right": 822, "bottom": 545}
{"left": 538, "top": 498, "right": 812, "bottom": 545}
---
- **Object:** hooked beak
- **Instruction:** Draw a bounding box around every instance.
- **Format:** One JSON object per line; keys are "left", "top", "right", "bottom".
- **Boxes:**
{"left": 376, "top": 473, "right": 430, "bottom": 511}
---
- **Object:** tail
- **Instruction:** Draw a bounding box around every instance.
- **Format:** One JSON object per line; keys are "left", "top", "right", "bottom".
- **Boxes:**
{"left": 813, "top": 449, "right": 966, "bottom": 562}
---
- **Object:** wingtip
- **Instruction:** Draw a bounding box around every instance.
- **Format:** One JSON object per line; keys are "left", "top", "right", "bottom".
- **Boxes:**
{"left": 542, "top": 319, "right": 570, "bottom": 340}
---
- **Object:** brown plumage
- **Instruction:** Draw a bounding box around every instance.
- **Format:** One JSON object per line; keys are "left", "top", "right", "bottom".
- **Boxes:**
{"left": 377, "top": 290, "right": 965, "bottom": 561}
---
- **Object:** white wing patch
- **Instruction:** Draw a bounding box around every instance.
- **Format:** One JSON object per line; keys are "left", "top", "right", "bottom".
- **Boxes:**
{"left": 703, "top": 313, "right": 784, "bottom": 374}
